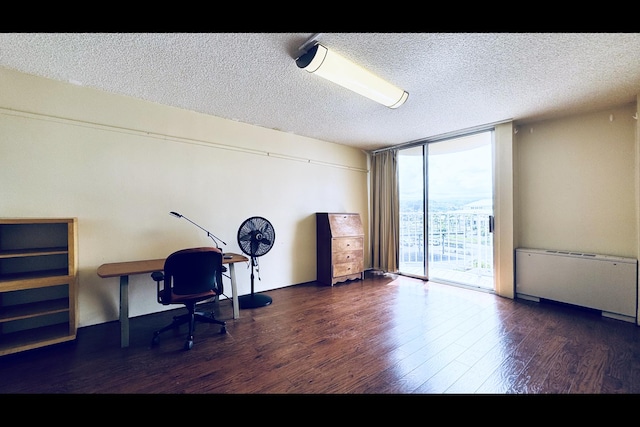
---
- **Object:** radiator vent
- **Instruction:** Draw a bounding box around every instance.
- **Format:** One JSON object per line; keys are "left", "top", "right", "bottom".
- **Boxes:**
{"left": 544, "top": 250, "right": 611, "bottom": 258}
{"left": 516, "top": 248, "right": 638, "bottom": 322}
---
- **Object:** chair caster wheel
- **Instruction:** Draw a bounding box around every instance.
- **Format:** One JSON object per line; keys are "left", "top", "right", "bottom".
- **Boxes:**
{"left": 184, "top": 340, "right": 193, "bottom": 350}
{"left": 220, "top": 326, "right": 227, "bottom": 334}
{"left": 152, "top": 333, "right": 160, "bottom": 346}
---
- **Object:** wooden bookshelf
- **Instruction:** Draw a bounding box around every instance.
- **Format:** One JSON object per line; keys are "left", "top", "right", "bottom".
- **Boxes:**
{"left": 0, "top": 218, "right": 78, "bottom": 356}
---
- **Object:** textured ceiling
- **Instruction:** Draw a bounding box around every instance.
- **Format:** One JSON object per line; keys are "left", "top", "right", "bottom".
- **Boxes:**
{"left": 1, "top": 32, "right": 639, "bottom": 151}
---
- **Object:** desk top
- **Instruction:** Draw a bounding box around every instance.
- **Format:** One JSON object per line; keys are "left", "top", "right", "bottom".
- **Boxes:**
{"left": 97, "top": 252, "right": 248, "bottom": 278}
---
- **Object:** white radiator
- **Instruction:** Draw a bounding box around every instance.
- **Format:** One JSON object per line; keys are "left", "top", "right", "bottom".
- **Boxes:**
{"left": 515, "top": 248, "right": 638, "bottom": 322}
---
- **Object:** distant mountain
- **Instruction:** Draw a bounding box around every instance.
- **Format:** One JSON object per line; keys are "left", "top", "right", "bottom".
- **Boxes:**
{"left": 400, "top": 197, "right": 484, "bottom": 212}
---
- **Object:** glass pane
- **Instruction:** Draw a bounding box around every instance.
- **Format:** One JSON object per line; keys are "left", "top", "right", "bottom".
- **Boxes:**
{"left": 398, "top": 145, "right": 425, "bottom": 276}
{"left": 428, "top": 132, "right": 493, "bottom": 290}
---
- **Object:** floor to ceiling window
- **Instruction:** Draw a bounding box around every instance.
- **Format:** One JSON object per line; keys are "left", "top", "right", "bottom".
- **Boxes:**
{"left": 398, "top": 130, "right": 494, "bottom": 291}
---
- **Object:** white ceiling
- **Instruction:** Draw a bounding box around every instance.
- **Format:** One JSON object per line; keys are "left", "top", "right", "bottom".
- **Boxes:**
{"left": 1, "top": 32, "right": 639, "bottom": 152}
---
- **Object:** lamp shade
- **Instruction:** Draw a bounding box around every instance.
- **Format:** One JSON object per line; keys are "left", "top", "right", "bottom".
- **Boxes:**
{"left": 296, "top": 43, "right": 408, "bottom": 109}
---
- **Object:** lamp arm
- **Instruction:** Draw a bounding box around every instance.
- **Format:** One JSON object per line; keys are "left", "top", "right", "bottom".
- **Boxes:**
{"left": 170, "top": 212, "right": 227, "bottom": 248}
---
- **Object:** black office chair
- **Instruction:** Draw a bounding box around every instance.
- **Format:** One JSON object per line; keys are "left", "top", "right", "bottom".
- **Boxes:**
{"left": 150, "top": 247, "right": 227, "bottom": 350}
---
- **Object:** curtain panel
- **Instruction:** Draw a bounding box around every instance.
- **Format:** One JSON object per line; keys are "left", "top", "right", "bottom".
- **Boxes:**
{"left": 370, "top": 149, "right": 399, "bottom": 273}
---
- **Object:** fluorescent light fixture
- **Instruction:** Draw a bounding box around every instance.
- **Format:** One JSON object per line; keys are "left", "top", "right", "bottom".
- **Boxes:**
{"left": 296, "top": 43, "right": 409, "bottom": 109}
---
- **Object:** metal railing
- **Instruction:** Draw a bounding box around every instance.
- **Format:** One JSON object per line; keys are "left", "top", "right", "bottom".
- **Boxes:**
{"left": 399, "top": 210, "right": 493, "bottom": 288}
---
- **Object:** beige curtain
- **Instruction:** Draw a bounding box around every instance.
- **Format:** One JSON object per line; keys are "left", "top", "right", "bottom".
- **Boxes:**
{"left": 370, "top": 149, "right": 399, "bottom": 273}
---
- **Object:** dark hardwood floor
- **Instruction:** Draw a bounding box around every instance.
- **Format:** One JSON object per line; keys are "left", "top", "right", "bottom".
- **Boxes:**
{"left": 1, "top": 272, "right": 639, "bottom": 394}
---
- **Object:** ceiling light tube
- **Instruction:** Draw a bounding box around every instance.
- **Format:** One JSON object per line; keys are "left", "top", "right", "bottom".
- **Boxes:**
{"left": 296, "top": 43, "right": 409, "bottom": 109}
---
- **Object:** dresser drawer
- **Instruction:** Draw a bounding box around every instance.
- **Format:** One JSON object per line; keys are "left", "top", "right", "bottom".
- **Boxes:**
{"left": 332, "top": 249, "right": 362, "bottom": 265}
{"left": 332, "top": 237, "right": 363, "bottom": 252}
{"left": 333, "top": 260, "right": 364, "bottom": 278}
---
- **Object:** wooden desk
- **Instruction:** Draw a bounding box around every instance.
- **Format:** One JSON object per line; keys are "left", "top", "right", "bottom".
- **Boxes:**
{"left": 97, "top": 252, "right": 248, "bottom": 348}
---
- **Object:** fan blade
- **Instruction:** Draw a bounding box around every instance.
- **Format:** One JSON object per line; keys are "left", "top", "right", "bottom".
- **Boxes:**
{"left": 260, "top": 238, "right": 271, "bottom": 246}
{"left": 251, "top": 239, "right": 260, "bottom": 255}
{"left": 248, "top": 218, "right": 263, "bottom": 231}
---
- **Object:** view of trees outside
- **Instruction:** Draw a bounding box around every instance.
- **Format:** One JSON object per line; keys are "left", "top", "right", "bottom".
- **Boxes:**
{"left": 398, "top": 132, "right": 494, "bottom": 289}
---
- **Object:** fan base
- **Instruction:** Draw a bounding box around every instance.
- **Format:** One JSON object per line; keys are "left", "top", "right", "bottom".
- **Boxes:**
{"left": 238, "top": 293, "right": 272, "bottom": 309}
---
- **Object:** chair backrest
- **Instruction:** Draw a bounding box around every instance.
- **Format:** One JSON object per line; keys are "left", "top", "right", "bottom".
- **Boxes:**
{"left": 164, "top": 247, "right": 224, "bottom": 296}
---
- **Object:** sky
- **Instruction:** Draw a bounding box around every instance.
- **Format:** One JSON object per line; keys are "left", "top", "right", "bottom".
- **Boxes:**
{"left": 398, "top": 131, "right": 492, "bottom": 201}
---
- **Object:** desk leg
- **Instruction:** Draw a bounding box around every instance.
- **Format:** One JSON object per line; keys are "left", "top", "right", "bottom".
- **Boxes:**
{"left": 229, "top": 264, "right": 239, "bottom": 319}
{"left": 119, "top": 275, "right": 129, "bottom": 348}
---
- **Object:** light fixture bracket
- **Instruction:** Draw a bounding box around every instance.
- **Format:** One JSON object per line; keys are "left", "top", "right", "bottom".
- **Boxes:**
{"left": 297, "top": 33, "right": 323, "bottom": 55}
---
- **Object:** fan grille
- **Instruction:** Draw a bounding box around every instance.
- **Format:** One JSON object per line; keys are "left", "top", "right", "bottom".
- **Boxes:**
{"left": 237, "top": 216, "right": 275, "bottom": 257}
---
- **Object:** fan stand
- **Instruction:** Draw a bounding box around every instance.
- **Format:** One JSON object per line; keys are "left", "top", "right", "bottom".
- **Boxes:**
{"left": 238, "top": 256, "right": 272, "bottom": 309}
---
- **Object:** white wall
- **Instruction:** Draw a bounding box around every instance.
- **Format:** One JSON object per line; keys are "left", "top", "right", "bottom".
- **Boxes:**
{"left": 516, "top": 103, "right": 638, "bottom": 258}
{"left": 0, "top": 68, "right": 370, "bottom": 328}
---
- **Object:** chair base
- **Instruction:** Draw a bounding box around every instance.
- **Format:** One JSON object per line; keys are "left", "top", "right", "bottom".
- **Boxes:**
{"left": 152, "top": 309, "right": 226, "bottom": 350}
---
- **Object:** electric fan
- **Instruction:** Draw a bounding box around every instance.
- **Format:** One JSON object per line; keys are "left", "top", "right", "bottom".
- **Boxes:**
{"left": 237, "top": 216, "right": 276, "bottom": 309}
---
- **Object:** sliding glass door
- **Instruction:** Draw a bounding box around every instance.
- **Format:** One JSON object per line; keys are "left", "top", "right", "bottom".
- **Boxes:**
{"left": 398, "top": 131, "right": 494, "bottom": 291}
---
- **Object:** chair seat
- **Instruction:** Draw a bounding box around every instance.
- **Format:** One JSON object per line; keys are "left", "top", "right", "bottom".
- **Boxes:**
{"left": 159, "top": 288, "right": 216, "bottom": 305}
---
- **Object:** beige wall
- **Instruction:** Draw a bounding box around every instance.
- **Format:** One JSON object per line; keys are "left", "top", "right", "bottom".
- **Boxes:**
{"left": 515, "top": 102, "right": 638, "bottom": 258}
{"left": 0, "top": 68, "right": 369, "bottom": 328}
{"left": 2, "top": 66, "right": 638, "bottom": 328}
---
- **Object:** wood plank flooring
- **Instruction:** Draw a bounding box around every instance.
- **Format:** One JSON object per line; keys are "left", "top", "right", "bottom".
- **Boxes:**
{"left": 1, "top": 272, "right": 639, "bottom": 394}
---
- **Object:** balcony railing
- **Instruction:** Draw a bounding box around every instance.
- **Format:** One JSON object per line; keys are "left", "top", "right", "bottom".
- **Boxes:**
{"left": 399, "top": 210, "right": 493, "bottom": 289}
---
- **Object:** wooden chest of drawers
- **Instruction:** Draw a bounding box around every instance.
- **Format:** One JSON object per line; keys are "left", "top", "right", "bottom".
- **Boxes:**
{"left": 316, "top": 213, "right": 364, "bottom": 286}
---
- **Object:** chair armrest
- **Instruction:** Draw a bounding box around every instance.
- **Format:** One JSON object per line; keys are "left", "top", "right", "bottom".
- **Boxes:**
{"left": 152, "top": 271, "right": 165, "bottom": 304}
